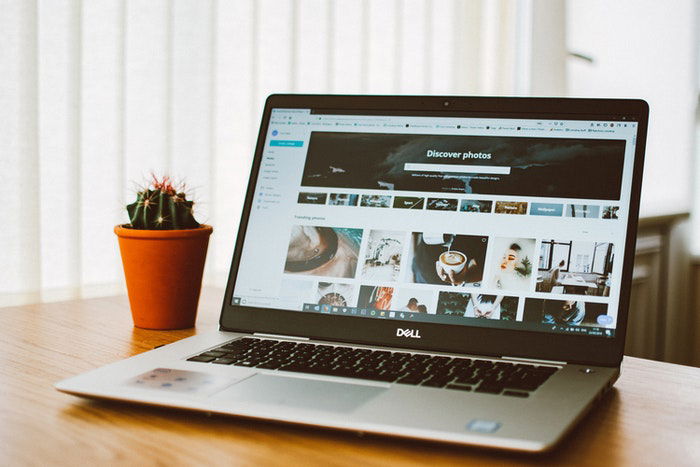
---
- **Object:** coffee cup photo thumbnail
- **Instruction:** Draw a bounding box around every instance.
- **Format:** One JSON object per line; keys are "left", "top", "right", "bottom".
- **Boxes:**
{"left": 408, "top": 233, "right": 488, "bottom": 286}
{"left": 284, "top": 226, "right": 363, "bottom": 279}
{"left": 439, "top": 251, "right": 467, "bottom": 275}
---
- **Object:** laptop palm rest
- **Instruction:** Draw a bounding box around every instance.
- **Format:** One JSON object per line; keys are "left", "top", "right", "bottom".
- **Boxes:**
{"left": 217, "top": 374, "right": 386, "bottom": 413}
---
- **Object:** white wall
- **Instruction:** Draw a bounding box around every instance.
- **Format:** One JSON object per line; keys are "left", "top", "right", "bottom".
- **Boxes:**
{"left": 566, "top": 0, "right": 698, "bottom": 220}
{"left": 1, "top": 0, "right": 539, "bottom": 305}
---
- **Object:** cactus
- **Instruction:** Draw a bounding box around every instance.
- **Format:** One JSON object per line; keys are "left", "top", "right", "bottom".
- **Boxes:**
{"left": 126, "top": 175, "right": 200, "bottom": 230}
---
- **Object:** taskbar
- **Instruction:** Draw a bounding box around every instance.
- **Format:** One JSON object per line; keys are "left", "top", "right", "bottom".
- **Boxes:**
{"left": 230, "top": 297, "right": 616, "bottom": 338}
{"left": 299, "top": 302, "right": 616, "bottom": 338}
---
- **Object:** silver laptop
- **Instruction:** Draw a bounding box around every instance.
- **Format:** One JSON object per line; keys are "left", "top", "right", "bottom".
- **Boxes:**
{"left": 56, "top": 95, "right": 648, "bottom": 452}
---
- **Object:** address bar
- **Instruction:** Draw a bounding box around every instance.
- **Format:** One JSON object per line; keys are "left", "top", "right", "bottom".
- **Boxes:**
{"left": 404, "top": 163, "right": 511, "bottom": 175}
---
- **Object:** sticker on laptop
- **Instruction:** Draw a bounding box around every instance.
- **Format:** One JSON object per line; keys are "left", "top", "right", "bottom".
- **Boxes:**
{"left": 126, "top": 368, "right": 239, "bottom": 396}
{"left": 467, "top": 419, "right": 502, "bottom": 433}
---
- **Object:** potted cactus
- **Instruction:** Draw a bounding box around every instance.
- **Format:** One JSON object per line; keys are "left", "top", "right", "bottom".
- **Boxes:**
{"left": 115, "top": 176, "right": 213, "bottom": 329}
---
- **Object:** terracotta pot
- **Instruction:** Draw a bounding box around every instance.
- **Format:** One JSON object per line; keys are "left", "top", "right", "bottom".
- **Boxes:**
{"left": 114, "top": 224, "right": 213, "bottom": 330}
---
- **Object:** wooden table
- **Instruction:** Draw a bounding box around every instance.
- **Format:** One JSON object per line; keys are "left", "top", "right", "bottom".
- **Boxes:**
{"left": 1, "top": 288, "right": 699, "bottom": 466}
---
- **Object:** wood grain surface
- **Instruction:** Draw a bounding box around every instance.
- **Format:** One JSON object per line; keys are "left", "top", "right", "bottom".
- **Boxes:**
{"left": 1, "top": 288, "right": 699, "bottom": 466}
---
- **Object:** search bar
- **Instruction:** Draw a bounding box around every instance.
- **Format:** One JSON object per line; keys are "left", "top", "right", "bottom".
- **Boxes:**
{"left": 404, "top": 163, "right": 511, "bottom": 175}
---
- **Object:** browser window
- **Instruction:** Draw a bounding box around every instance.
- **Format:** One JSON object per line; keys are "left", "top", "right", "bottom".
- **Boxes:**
{"left": 232, "top": 108, "right": 639, "bottom": 338}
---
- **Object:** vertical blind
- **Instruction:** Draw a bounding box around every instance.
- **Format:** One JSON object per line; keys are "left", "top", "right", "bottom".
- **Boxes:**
{"left": 1, "top": 0, "right": 564, "bottom": 306}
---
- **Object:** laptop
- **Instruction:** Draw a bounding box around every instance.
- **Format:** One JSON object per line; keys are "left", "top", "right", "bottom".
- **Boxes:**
{"left": 56, "top": 95, "right": 648, "bottom": 452}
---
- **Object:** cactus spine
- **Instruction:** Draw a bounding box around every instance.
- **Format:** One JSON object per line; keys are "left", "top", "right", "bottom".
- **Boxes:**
{"left": 126, "top": 176, "right": 200, "bottom": 230}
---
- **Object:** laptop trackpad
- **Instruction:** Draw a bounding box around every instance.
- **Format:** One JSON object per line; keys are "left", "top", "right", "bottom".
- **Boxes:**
{"left": 222, "top": 374, "right": 386, "bottom": 413}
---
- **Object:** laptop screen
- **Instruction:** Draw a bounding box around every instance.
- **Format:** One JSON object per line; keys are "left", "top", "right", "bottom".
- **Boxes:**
{"left": 232, "top": 108, "right": 639, "bottom": 340}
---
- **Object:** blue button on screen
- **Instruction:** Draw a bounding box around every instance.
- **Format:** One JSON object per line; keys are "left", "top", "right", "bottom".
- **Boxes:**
{"left": 597, "top": 315, "right": 613, "bottom": 325}
{"left": 270, "top": 140, "right": 303, "bottom": 147}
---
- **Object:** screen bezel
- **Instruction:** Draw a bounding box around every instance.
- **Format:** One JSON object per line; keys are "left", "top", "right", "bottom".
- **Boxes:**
{"left": 220, "top": 94, "right": 648, "bottom": 368}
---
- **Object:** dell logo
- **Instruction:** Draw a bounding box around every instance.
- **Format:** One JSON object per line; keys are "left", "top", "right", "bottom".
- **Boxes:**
{"left": 396, "top": 328, "right": 422, "bottom": 339}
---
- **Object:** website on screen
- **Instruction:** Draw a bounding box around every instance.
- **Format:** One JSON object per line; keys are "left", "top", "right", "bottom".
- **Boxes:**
{"left": 232, "top": 109, "right": 639, "bottom": 338}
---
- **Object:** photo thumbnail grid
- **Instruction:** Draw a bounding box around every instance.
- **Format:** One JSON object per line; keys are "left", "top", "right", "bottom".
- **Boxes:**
{"left": 280, "top": 225, "right": 617, "bottom": 327}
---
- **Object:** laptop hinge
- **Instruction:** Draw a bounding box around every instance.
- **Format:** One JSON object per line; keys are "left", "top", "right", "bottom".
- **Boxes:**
{"left": 501, "top": 356, "right": 567, "bottom": 366}
{"left": 253, "top": 332, "right": 310, "bottom": 341}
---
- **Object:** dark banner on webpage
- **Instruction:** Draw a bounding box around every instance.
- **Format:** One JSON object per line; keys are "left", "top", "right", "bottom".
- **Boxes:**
{"left": 300, "top": 132, "right": 626, "bottom": 200}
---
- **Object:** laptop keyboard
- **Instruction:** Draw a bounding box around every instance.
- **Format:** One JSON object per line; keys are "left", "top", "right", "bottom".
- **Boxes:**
{"left": 187, "top": 337, "right": 560, "bottom": 397}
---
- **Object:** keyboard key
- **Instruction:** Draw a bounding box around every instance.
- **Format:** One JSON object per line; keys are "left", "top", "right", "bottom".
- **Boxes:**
{"left": 453, "top": 357, "right": 472, "bottom": 366}
{"left": 421, "top": 378, "right": 449, "bottom": 388}
{"left": 187, "top": 355, "right": 215, "bottom": 363}
{"left": 278, "top": 364, "right": 310, "bottom": 373}
{"left": 212, "top": 357, "right": 236, "bottom": 365}
{"left": 255, "top": 361, "right": 281, "bottom": 370}
{"left": 446, "top": 383, "right": 472, "bottom": 391}
{"left": 200, "top": 350, "right": 227, "bottom": 358}
{"left": 235, "top": 360, "right": 260, "bottom": 367}
{"left": 396, "top": 375, "right": 426, "bottom": 385}
{"left": 428, "top": 356, "right": 452, "bottom": 366}
{"left": 475, "top": 385, "right": 503, "bottom": 394}
{"left": 503, "top": 390, "right": 529, "bottom": 398}
{"left": 453, "top": 375, "right": 480, "bottom": 385}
